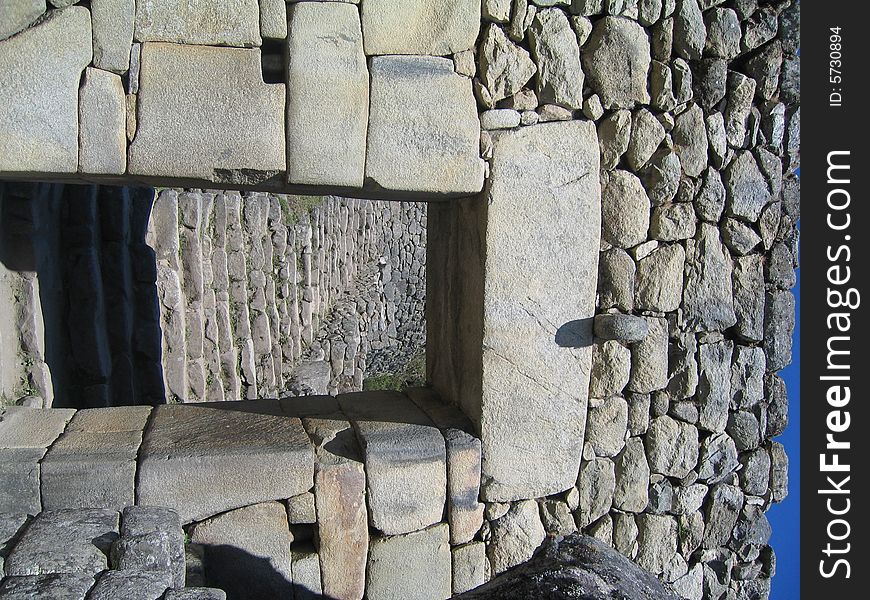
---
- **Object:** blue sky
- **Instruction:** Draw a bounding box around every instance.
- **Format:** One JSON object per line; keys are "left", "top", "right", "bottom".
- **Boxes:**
{"left": 766, "top": 232, "right": 800, "bottom": 599}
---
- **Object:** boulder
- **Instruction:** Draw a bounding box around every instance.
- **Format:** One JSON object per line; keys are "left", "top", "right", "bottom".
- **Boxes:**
{"left": 582, "top": 16, "right": 651, "bottom": 109}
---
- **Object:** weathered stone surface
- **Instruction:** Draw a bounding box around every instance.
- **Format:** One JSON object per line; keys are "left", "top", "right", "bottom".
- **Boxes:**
{"left": 672, "top": 103, "right": 708, "bottom": 177}
{"left": 0, "top": 407, "right": 74, "bottom": 449}
{"left": 286, "top": 2, "right": 368, "bottom": 188}
{"left": 0, "top": 449, "right": 42, "bottom": 514}
{"left": 590, "top": 341, "right": 631, "bottom": 398}
{"left": 88, "top": 569, "right": 171, "bottom": 600}
{"left": 643, "top": 149, "right": 682, "bottom": 205}
{"left": 725, "top": 152, "right": 770, "bottom": 222}
{"left": 366, "top": 56, "right": 484, "bottom": 196}
{"left": 4, "top": 509, "right": 118, "bottom": 577}
{"left": 697, "top": 432, "right": 739, "bottom": 484}
{"left": 766, "top": 242, "right": 796, "bottom": 289}
{"left": 598, "top": 109, "right": 632, "bottom": 170}
{"left": 576, "top": 458, "right": 615, "bottom": 528}
{"left": 697, "top": 340, "right": 733, "bottom": 432}
{"left": 0, "top": 0, "right": 45, "bottom": 42}
{"left": 668, "top": 333, "right": 698, "bottom": 400}
{"left": 452, "top": 542, "right": 488, "bottom": 595}
{"left": 137, "top": 403, "right": 314, "bottom": 523}
{"left": 291, "top": 545, "right": 322, "bottom": 597}
{"left": 190, "top": 502, "right": 293, "bottom": 600}
{"left": 89, "top": 0, "right": 135, "bottom": 73}
{"left": 725, "top": 72, "right": 756, "bottom": 148}
{"left": 128, "top": 43, "right": 284, "bottom": 182}
{"left": 79, "top": 67, "right": 127, "bottom": 175}
{"left": 479, "top": 24, "right": 536, "bottom": 103}
{"left": 367, "top": 524, "right": 451, "bottom": 600}
{"left": 133, "top": 0, "right": 261, "bottom": 46}
{"left": 480, "top": 108, "right": 522, "bottom": 130}
{"left": 635, "top": 243, "right": 686, "bottom": 312}
{"left": 67, "top": 406, "right": 151, "bottom": 433}
{"left": 259, "top": 0, "right": 287, "bottom": 39}
{"left": 0, "top": 574, "right": 94, "bottom": 600}
{"left": 646, "top": 416, "right": 698, "bottom": 478}
{"left": 582, "top": 16, "right": 651, "bottom": 109}
{"left": 303, "top": 416, "right": 367, "bottom": 600}
{"left": 765, "top": 290, "right": 795, "bottom": 371}
{"left": 636, "top": 514, "right": 678, "bottom": 574}
{"left": 164, "top": 589, "right": 226, "bottom": 600}
{"left": 651, "top": 202, "right": 696, "bottom": 242}
{"left": 628, "top": 317, "right": 669, "bottom": 394}
{"left": 488, "top": 500, "right": 547, "bottom": 574}
{"left": 704, "top": 7, "right": 741, "bottom": 59}
{"left": 626, "top": 108, "right": 666, "bottom": 171}
{"left": 684, "top": 224, "right": 737, "bottom": 332}
{"left": 586, "top": 396, "right": 629, "bottom": 457}
{"left": 361, "top": 0, "right": 480, "bottom": 55}
{"left": 459, "top": 535, "right": 680, "bottom": 599}
{"left": 673, "top": 0, "right": 706, "bottom": 59}
{"left": 594, "top": 314, "right": 648, "bottom": 344}
{"left": 726, "top": 410, "right": 761, "bottom": 451}
{"left": 0, "top": 7, "right": 91, "bottom": 173}
{"left": 673, "top": 483, "right": 708, "bottom": 515}
{"left": 703, "top": 484, "right": 744, "bottom": 549}
{"left": 118, "top": 506, "right": 185, "bottom": 589}
{"left": 339, "top": 392, "right": 446, "bottom": 536}
{"left": 731, "top": 345, "right": 764, "bottom": 409}
{"left": 614, "top": 437, "right": 650, "bottom": 512}
{"left": 40, "top": 430, "right": 140, "bottom": 511}
{"left": 601, "top": 170, "right": 651, "bottom": 248}
{"left": 429, "top": 121, "right": 599, "bottom": 503}
{"left": 695, "top": 168, "right": 726, "bottom": 223}
{"left": 693, "top": 58, "right": 727, "bottom": 110}
{"left": 444, "top": 429, "right": 485, "bottom": 545}
{"left": 540, "top": 498, "right": 576, "bottom": 536}
{"left": 740, "top": 448, "right": 771, "bottom": 496}
{"left": 483, "top": 0, "right": 512, "bottom": 22}
{"left": 529, "top": 8, "right": 584, "bottom": 109}
{"left": 766, "top": 374, "right": 788, "bottom": 438}
{"left": 722, "top": 219, "right": 761, "bottom": 256}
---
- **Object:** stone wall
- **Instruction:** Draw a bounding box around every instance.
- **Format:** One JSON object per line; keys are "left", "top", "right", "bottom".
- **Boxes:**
{"left": 0, "top": 182, "right": 427, "bottom": 407}
{"left": 0, "top": 0, "right": 485, "bottom": 201}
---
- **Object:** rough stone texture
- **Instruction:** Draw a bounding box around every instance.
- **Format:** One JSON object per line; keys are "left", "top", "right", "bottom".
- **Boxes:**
{"left": 673, "top": 0, "right": 706, "bottom": 60}
{"left": 626, "top": 108, "right": 666, "bottom": 171}
{"left": 594, "top": 314, "right": 648, "bottom": 343}
{"left": 764, "top": 290, "right": 795, "bottom": 371}
{"left": 164, "top": 590, "right": 226, "bottom": 600}
{"left": 452, "top": 542, "right": 488, "bottom": 595}
{"left": 303, "top": 415, "right": 368, "bottom": 600}
{"left": 585, "top": 396, "right": 629, "bottom": 457}
{"left": 0, "top": 407, "right": 74, "bottom": 449}
{"left": 614, "top": 437, "right": 650, "bottom": 512}
{"left": 601, "top": 170, "right": 651, "bottom": 248}
{"left": 672, "top": 103, "right": 708, "bottom": 177}
{"left": 725, "top": 72, "right": 756, "bottom": 148}
{"left": 643, "top": 149, "right": 681, "bottom": 205}
{"left": 598, "top": 109, "right": 632, "bottom": 171}
{"left": 87, "top": 569, "right": 171, "bottom": 600}
{"left": 703, "top": 484, "right": 744, "bottom": 549}
{"left": 582, "top": 16, "right": 651, "bottom": 109}
{"left": 697, "top": 432, "right": 739, "bottom": 484}
{"left": 650, "top": 202, "right": 696, "bottom": 241}
{"left": 286, "top": 2, "right": 368, "bottom": 188}
{"left": 366, "top": 524, "right": 451, "bottom": 600}
{"left": 589, "top": 341, "right": 631, "bottom": 399}
{"left": 366, "top": 56, "right": 484, "bottom": 196}
{"left": 478, "top": 24, "right": 537, "bottom": 103}
{"left": 635, "top": 243, "right": 685, "bottom": 312}
{"left": 89, "top": 0, "right": 135, "bottom": 73}
{"left": 704, "top": 7, "right": 741, "bottom": 59}
{"left": 137, "top": 403, "right": 314, "bottom": 523}
{"left": 0, "top": 573, "right": 94, "bottom": 600}
{"left": 428, "top": 120, "right": 599, "bottom": 504}
{"left": 695, "top": 167, "right": 726, "bottom": 222}
{"left": 645, "top": 416, "right": 698, "bottom": 478}
{"left": 576, "top": 458, "right": 616, "bottom": 528}
{"left": 128, "top": 43, "right": 285, "bottom": 182}
{"left": 0, "top": 7, "right": 92, "bottom": 174}
{"left": 697, "top": 340, "right": 733, "bottom": 432}
{"left": 259, "top": 0, "right": 287, "bottom": 39}
{"left": 636, "top": 514, "right": 678, "bottom": 574}
{"left": 443, "top": 429, "right": 485, "bottom": 545}
{"left": 190, "top": 502, "right": 293, "bottom": 600}
{"left": 79, "top": 67, "right": 127, "bottom": 175}
{"left": 628, "top": 317, "right": 668, "bottom": 394}
{"left": 725, "top": 151, "right": 771, "bottom": 222}
{"left": 488, "top": 500, "right": 546, "bottom": 574}
{"left": 0, "top": 0, "right": 46, "bottom": 42}
{"left": 4, "top": 509, "right": 118, "bottom": 577}
{"left": 361, "top": 0, "right": 480, "bottom": 55}
{"left": 0, "top": 449, "right": 43, "bottom": 515}
{"left": 118, "top": 506, "right": 185, "bottom": 589}
{"left": 528, "top": 8, "right": 584, "bottom": 109}
{"left": 683, "top": 224, "right": 737, "bottom": 332}
{"left": 133, "top": 0, "right": 261, "bottom": 47}
{"left": 457, "top": 535, "right": 681, "bottom": 599}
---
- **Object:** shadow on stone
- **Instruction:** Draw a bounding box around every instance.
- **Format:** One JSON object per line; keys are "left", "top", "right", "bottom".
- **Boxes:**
{"left": 203, "top": 545, "right": 334, "bottom": 600}
{"left": 554, "top": 318, "right": 594, "bottom": 349}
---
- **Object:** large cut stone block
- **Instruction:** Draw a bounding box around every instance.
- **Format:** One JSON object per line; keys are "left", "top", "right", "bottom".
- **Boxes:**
{"left": 0, "top": 574, "right": 94, "bottom": 600}
{"left": 4, "top": 508, "right": 119, "bottom": 577}
{"left": 428, "top": 121, "right": 601, "bottom": 503}
{"left": 366, "top": 56, "right": 484, "bottom": 197}
{"left": 79, "top": 67, "right": 127, "bottom": 175}
{"left": 0, "top": 448, "right": 43, "bottom": 514}
{"left": 0, "top": 407, "right": 75, "bottom": 449}
{"left": 136, "top": 403, "right": 314, "bottom": 523}
{"left": 286, "top": 2, "right": 368, "bottom": 188}
{"left": 303, "top": 415, "right": 368, "bottom": 600}
{"left": 339, "top": 392, "right": 447, "bottom": 536}
{"left": 366, "top": 524, "right": 452, "bottom": 600}
{"left": 128, "top": 43, "right": 285, "bottom": 184}
{"left": 92, "top": 0, "right": 135, "bottom": 73}
{"left": 66, "top": 406, "right": 152, "bottom": 433}
{"left": 87, "top": 570, "right": 172, "bottom": 600}
{"left": 362, "top": 0, "right": 480, "bottom": 55}
{"left": 190, "top": 502, "right": 293, "bottom": 600}
{"left": 0, "top": 7, "right": 91, "bottom": 174}
{"left": 41, "top": 430, "right": 140, "bottom": 511}
{"left": 133, "top": 0, "right": 261, "bottom": 47}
